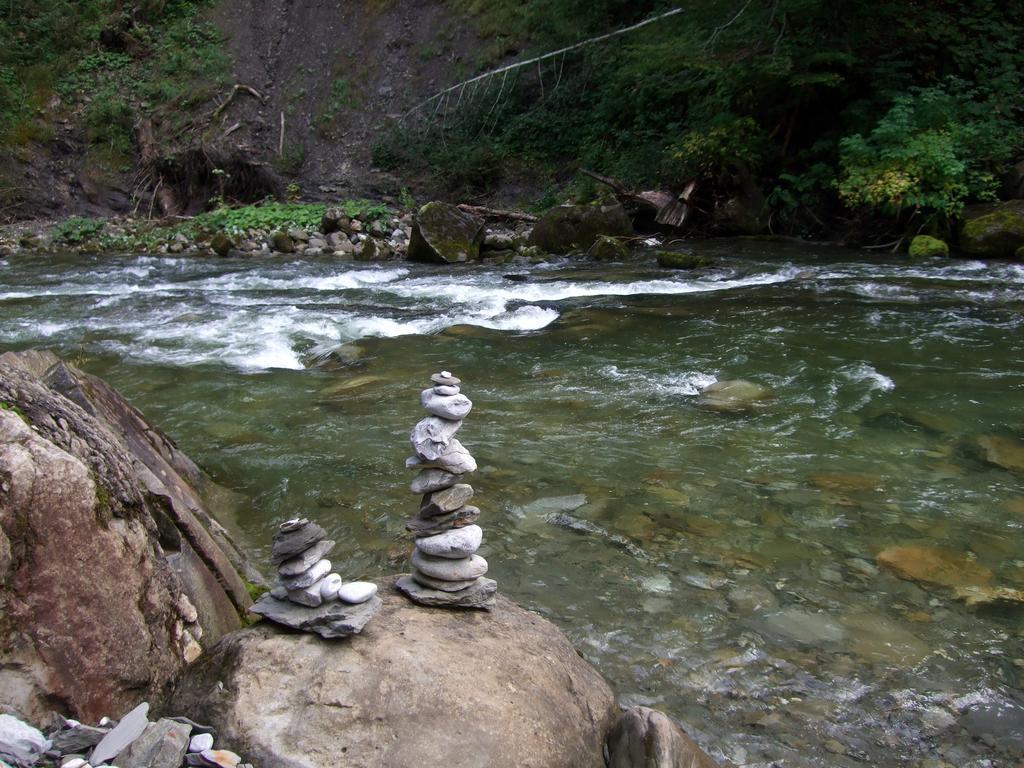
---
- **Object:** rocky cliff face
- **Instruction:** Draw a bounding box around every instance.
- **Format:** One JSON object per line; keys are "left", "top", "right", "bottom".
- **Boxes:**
{"left": 0, "top": 350, "right": 255, "bottom": 723}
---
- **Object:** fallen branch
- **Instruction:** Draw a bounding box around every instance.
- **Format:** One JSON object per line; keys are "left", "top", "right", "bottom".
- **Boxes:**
{"left": 456, "top": 204, "right": 538, "bottom": 223}
{"left": 582, "top": 169, "right": 697, "bottom": 229}
{"left": 403, "top": 7, "right": 684, "bottom": 121}
{"left": 211, "top": 84, "right": 266, "bottom": 120}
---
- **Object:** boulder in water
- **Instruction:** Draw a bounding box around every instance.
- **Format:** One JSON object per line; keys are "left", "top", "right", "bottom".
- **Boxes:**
{"left": 407, "top": 201, "right": 485, "bottom": 263}
{"left": 172, "top": 577, "right": 617, "bottom": 768}
{"left": 974, "top": 434, "right": 1024, "bottom": 473}
{"left": 607, "top": 706, "right": 720, "bottom": 768}
{"left": 907, "top": 235, "right": 949, "bottom": 259}
{"left": 876, "top": 544, "right": 992, "bottom": 588}
{"left": 528, "top": 203, "right": 633, "bottom": 254}
{"left": 959, "top": 200, "right": 1024, "bottom": 257}
{"left": 698, "top": 379, "right": 773, "bottom": 412}
{"left": 588, "top": 235, "right": 630, "bottom": 261}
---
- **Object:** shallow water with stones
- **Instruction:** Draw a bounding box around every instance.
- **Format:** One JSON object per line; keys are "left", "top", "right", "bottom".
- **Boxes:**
{"left": 3, "top": 239, "right": 1024, "bottom": 766}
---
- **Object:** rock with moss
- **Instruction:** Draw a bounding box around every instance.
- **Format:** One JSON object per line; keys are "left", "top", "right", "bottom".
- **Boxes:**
{"left": 270, "top": 231, "right": 295, "bottom": 254}
{"left": 407, "top": 202, "right": 485, "bottom": 263}
{"left": 588, "top": 235, "right": 630, "bottom": 261}
{"left": 210, "top": 232, "right": 234, "bottom": 257}
{"left": 1015, "top": 245, "right": 1024, "bottom": 261}
{"left": 528, "top": 203, "right": 633, "bottom": 255}
{"left": 908, "top": 235, "right": 949, "bottom": 259}
{"left": 959, "top": 200, "right": 1024, "bottom": 257}
{"left": 656, "top": 251, "right": 712, "bottom": 270}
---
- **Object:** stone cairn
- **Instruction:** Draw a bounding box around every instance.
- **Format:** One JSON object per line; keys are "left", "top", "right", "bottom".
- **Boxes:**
{"left": 249, "top": 518, "right": 382, "bottom": 638}
{"left": 396, "top": 371, "right": 497, "bottom": 609}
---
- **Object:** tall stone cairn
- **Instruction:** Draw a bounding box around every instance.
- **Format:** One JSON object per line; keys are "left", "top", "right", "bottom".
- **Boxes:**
{"left": 396, "top": 371, "right": 498, "bottom": 609}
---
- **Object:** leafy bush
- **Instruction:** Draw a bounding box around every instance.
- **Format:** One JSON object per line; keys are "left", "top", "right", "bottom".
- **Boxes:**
{"left": 837, "top": 82, "right": 1022, "bottom": 217}
{"left": 51, "top": 217, "right": 107, "bottom": 244}
{"left": 194, "top": 200, "right": 391, "bottom": 235}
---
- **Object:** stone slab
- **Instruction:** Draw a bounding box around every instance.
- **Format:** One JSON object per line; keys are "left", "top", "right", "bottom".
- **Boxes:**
{"left": 249, "top": 593, "right": 381, "bottom": 638}
{"left": 396, "top": 574, "right": 497, "bottom": 610}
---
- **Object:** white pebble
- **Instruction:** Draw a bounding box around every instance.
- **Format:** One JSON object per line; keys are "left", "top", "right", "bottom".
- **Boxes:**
{"left": 338, "top": 581, "right": 378, "bottom": 604}
{"left": 189, "top": 732, "right": 214, "bottom": 753}
{"left": 319, "top": 573, "right": 343, "bottom": 601}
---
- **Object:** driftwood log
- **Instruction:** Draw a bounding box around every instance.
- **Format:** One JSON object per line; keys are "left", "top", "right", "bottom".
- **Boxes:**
{"left": 581, "top": 169, "right": 697, "bottom": 229}
{"left": 456, "top": 204, "right": 538, "bottom": 223}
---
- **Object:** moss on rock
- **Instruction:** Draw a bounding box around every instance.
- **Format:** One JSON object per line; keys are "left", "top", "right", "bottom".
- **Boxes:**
{"left": 407, "top": 202, "right": 485, "bottom": 263}
{"left": 908, "top": 235, "right": 949, "bottom": 259}
{"left": 588, "top": 235, "right": 630, "bottom": 261}
{"left": 656, "top": 251, "right": 712, "bottom": 269}
{"left": 959, "top": 200, "right": 1024, "bottom": 257}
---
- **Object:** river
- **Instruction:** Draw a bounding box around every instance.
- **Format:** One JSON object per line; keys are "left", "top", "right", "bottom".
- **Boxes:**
{"left": 3, "top": 239, "right": 1023, "bottom": 766}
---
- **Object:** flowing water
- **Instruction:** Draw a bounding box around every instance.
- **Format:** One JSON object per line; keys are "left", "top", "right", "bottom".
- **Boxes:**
{"left": 3, "top": 240, "right": 1024, "bottom": 766}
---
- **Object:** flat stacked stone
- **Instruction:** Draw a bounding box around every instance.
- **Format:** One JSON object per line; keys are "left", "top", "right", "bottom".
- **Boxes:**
{"left": 396, "top": 371, "right": 498, "bottom": 610}
{"left": 249, "top": 518, "right": 381, "bottom": 638}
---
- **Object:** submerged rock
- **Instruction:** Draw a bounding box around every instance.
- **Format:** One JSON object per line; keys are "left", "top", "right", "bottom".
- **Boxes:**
{"left": 607, "top": 706, "right": 720, "bottom": 768}
{"left": 974, "top": 434, "right": 1024, "bottom": 473}
{"left": 698, "top": 379, "right": 773, "bottom": 413}
{"left": 173, "top": 578, "right": 617, "bottom": 767}
{"left": 407, "top": 202, "right": 485, "bottom": 263}
{"left": 656, "top": 251, "right": 712, "bottom": 270}
{"left": 876, "top": 544, "right": 992, "bottom": 588}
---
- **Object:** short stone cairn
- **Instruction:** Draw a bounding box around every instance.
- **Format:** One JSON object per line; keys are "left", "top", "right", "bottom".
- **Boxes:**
{"left": 249, "top": 518, "right": 381, "bottom": 638}
{"left": 396, "top": 371, "right": 497, "bottom": 609}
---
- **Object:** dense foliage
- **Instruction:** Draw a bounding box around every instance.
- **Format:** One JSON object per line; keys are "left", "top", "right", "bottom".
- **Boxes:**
{"left": 0, "top": 0, "right": 227, "bottom": 161}
{"left": 377, "top": 0, "right": 1024, "bottom": 234}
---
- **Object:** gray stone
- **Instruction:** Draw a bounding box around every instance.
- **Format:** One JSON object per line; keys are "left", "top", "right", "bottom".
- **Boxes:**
{"left": 249, "top": 593, "right": 381, "bottom": 638}
{"left": 286, "top": 578, "right": 326, "bottom": 608}
{"left": 270, "top": 523, "right": 326, "bottom": 564}
{"left": 189, "top": 732, "right": 214, "bottom": 753}
{"left": 277, "top": 539, "right": 335, "bottom": 576}
{"left": 411, "top": 551, "right": 488, "bottom": 581}
{"left": 433, "top": 384, "right": 460, "bottom": 396}
{"left": 420, "top": 483, "right": 474, "bottom": 516}
{"left": 410, "top": 416, "right": 462, "bottom": 461}
{"left": 270, "top": 585, "right": 287, "bottom": 599}
{"left": 410, "top": 568, "right": 480, "bottom": 592}
{"left": 319, "top": 573, "right": 343, "bottom": 601}
{"left": 279, "top": 558, "right": 331, "bottom": 590}
{"left": 0, "top": 714, "right": 49, "bottom": 764}
{"left": 407, "top": 203, "right": 485, "bottom": 264}
{"left": 410, "top": 468, "right": 464, "bottom": 494}
{"left": 50, "top": 723, "right": 108, "bottom": 754}
{"left": 607, "top": 706, "right": 720, "bottom": 768}
{"left": 396, "top": 574, "right": 497, "bottom": 609}
{"left": 338, "top": 581, "right": 378, "bottom": 604}
{"left": 90, "top": 702, "right": 150, "bottom": 766}
{"left": 759, "top": 608, "right": 845, "bottom": 646}
{"left": 114, "top": 718, "right": 191, "bottom": 768}
{"left": 166, "top": 717, "right": 215, "bottom": 737}
{"left": 959, "top": 697, "right": 1024, "bottom": 757}
{"left": 420, "top": 389, "right": 473, "bottom": 421}
{"left": 278, "top": 518, "right": 308, "bottom": 533}
{"left": 406, "top": 506, "right": 481, "bottom": 537}
{"left": 431, "top": 371, "right": 461, "bottom": 386}
{"left": 406, "top": 438, "right": 477, "bottom": 474}
{"left": 415, "top": 525, "right": 482, "bottom": 559}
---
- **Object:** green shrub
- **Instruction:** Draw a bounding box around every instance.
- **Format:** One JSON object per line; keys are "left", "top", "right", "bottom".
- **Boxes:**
{"left": 51, "top": 216, "right": 107, "bottom": 244}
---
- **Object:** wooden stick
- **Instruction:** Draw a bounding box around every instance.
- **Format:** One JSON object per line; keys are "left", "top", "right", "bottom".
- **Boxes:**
{"left": 211, "top": 84, "right": 266, "bottom": 119}
{"left": 456, "top": 204, "right": 539, "bottom": 222}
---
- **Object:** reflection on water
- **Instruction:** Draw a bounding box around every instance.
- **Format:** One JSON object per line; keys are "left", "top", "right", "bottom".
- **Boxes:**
{"left": 3, "top": 240, "right": 1024, "bottom": 766}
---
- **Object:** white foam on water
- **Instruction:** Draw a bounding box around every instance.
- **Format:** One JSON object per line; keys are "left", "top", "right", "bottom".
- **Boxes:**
{"left": 601, "top": 365, "right": 717, "bottom": 396}
{"left": 841, "top": 363, "right": 895, "bottom": 392}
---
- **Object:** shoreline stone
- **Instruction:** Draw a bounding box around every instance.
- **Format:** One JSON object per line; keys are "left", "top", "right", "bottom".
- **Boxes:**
{"left": 249, "top": 593, "right": 381, "bottom": 638}
{"left": 411, "top": 550, "right": 488, "bottom": 581}
{"left": 406, "top": 505, "right": 481, "bottom": 537}
{"left": 415, "top": 525, "right": 483, "bottom": 559}
{"left": 395, "top": 574, "right": 497, "bottom": 609}
{"left": 410, "top": 468, "right": 464, "bottom": 494}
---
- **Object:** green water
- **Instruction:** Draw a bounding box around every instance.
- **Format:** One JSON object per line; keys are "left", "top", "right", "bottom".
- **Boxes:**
{"left": 3, "top": 240, "right": 1023, "bottom": 765}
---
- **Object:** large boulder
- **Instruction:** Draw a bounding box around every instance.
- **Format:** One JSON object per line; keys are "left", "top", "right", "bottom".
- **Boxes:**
{"left": 407, "top": 202, "right": 485, "bottom": 263}
{"left": 959, "top": 200, "right": 1024, "bottom": 258}
{"left": 529, "top": 203, "right": 633, "bottom": 254}
{"left": 171, "top": 577, "right": 617, "bottom": 768}
{"left": 0, "top": 351, "right": 255, "bottom": 723}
